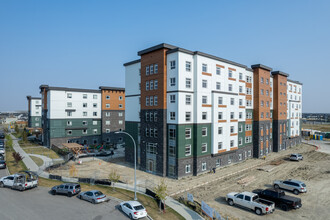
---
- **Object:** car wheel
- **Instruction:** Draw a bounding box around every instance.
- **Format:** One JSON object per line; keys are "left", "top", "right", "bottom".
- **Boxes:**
{"left": 68, "top": 192, "right": 73, "bottom": 197}
{"left": 293, "top": 189, "right": 299, "bottom": 195}
{"left": 78, "top": 195, "right": 82, "bottom": 199}
{"left": 92, "top": 199, "right": 96, "bottom": 204}
{"left": 255, "top": 208, "right": 262, "bottom": 215}
{"left": 281, "top": 204, "right": 288, "bottom": 211}
{"left": 227, "top": 199, "right": 234, "bottom": 206}
{"left": 274, "top": 184, "right": 280, "bottom": 189}
{"left": 0, "top": 182, "right": 4, "bottom": 187}
{"left": 129, "top": 213, "right": 133, "bottom": 219}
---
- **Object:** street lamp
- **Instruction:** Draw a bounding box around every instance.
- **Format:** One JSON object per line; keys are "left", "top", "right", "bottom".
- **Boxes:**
{"left": 115, "top": 131, "right": 137, "bottom": 201}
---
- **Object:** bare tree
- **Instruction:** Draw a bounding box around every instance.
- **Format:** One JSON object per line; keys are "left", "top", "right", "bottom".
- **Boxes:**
{"left": 108, "top": 169, "right": 120, "bottom": 191}
{"left": 154, "top": 179, "right": 168, "bottom": 213}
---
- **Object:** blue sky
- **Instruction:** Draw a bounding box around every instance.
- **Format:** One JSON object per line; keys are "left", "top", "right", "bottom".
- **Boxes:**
{"left": 0, "top": 0, "right": 329, "bottom": 113}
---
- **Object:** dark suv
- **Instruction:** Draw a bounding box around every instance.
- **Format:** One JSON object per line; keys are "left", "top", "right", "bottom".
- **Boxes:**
{"left": 253, "top": 188, "right": 302, "bottom": 211}
{"left": 51, "top": 183, "right": 81, "bottom": 197}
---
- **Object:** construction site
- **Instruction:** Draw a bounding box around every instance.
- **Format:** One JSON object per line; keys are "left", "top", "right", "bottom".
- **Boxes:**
{"left": 49, "top": 142, "right": 330, "bottom": 220}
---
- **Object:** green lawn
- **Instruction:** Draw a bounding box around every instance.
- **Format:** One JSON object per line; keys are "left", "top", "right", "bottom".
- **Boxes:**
{"left": 23, "top": 147, "right": 60, "bottom": 159}
{"left": 30, "top": 156, "right": 44, "bottom": 167}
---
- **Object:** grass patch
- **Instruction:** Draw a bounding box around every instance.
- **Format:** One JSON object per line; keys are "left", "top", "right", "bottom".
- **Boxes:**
{"left": 5, "top": 135, "right": 28, "bottom": 174}
{"left": 302, "top": 123, "right": 330, "bottom": 132}
{"left": 38, "top": 177, "right": 184, "bottom": 220}
{"left": 23, "top": 147, "right": 60, "bottom": 159}
{"left": 18, "top": 141, "right": 35, "bottom": 147}
{"left": 12, "top": 132, "right": 22, "bottom": 139}
{"left": 30, "top": 156, "right": 44, "bottom": 167}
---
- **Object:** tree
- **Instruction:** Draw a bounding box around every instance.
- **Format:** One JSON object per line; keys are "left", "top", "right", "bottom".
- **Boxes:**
{"left": 14, "top": 124, "right": 19, "bottom": 134}
{"left": 108, "top": 169, "right": 120, "bottom": 191}
{"left": 12, "top": 152, "right": 23, "bottom": 164}
{"left": 154, "top": 179, "right": 168, "bottom": 213}
{"left": 22, "top": 130, "right": 28, "bottom": 142}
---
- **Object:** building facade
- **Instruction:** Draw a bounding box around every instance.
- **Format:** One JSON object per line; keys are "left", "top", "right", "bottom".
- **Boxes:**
{"left": 39, "top": 85, "right": 125, "bottom": 147}
{"left": 124, "top": 43, "right": 303, "bottom": 179}
{"left": 26, "top": 96, "right": 42, "bottom": 128}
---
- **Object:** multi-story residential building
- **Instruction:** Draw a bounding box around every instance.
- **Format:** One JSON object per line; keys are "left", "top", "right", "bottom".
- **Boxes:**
{"left": 26, "top": 96, "right": 42, "bottom": 128}
{"left": 100, "top": 86, "right": 125, "bottom": 145}
{"left": 39, "top": 85, "right": 125, "bottom": 147}
{"left": 124, "top": 43, "right": 303, "bottom": 179}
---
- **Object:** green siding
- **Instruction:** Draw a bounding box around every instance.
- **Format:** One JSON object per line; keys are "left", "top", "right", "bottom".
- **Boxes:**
{"left": 176, "top": 124, "right": 194, "bottom": 159}
{"left": 30, "top": 116, "right": 41, "bottom": 127}
{"left": 49, "top": 119, "right": 101, "bottom": 138}
{"left": 238, "top": 121, "right": 246, "bottom": 148}
{"left": 193, "top": 124, "right": 211, "bottom": 157}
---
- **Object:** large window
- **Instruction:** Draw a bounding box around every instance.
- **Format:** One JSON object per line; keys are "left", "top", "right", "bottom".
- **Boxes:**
{"left": 185, "top": 145, "right": 191, "bottom": 156}
{"left": 169, "top": 128, "right": 176, "bottom": 140}
{"left": 202, "top": 63, "right": 207, "bottom": 72}
{"left": 170, "top": 112, "right": 175, "bottom": 120}
{"left": 185, "top": 112, "right": 191, "bottom": 121}
{"left": 185, "top": 128, "right": 191, "bottom": 139}
{"left": 218, "top": 142, "right": 222, "bottom": 150}
{"left": 186, "top": 78, "right": 191, "bottom": 88}
{"left": 216, "top": 82, "right": 221, "bottom": 90}
{"left": 218, "top": 127, "right": 222, "bottom": 134}
{"left": 170, "top": 95, "right": 176, "bottom": 103}
{"left": 202, "top": 112, "right": 207, "bottom": 120}
{"left": 202, "top": 96, "right": 207, "bottom": 104}
{"left": 216, "top": 67, "right": 221, "bottom": 75}
{"left": 201, "top": 143, "right": 207, "bottom": 153}
{"left": 218, "top": 97, "right": 223, "bottom": 105}
{"left": 186, "top": 95, "right": 191, "bottom": 105}
{"left": 186, "top": 61, "right": 191, "bottom": 72}
{"left": 202, "top": 80, "right": 207, "bottom": 88}
{"left": 202, "top": 127, "right": 207, "bottom": 136}
{"left": 218, "top": 112, "right": 223, "bottom": 120}
{"left": 170, "top": 60, "right": 176, "bottom": 69}
{"left": 202, "top": 162, "right": 207, "bottom": 171}
{"left": 170, "top": 78, "right": 176, "bottom": 86}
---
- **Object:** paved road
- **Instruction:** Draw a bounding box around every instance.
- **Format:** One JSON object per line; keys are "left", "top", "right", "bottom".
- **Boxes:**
{"left": 303, "top": 139, "right": 330, "bottom": 154}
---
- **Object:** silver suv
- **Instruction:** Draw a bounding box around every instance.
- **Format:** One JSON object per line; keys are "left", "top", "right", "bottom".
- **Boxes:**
{"left": 51, "top": 183, "right": 81, "bottom": 197}
{"left": 273, "top": 179, "right": 307, "bottom": 195}
{"left": 290, "top": 154, "right": 303, "bottom": 161}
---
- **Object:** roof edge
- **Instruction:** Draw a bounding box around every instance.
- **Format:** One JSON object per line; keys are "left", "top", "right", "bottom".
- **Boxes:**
{"left": 251, "top": 64, "right": 273, "bottom": 71}
{"left": 137, "top": 43, "right": 177, "bottom": 56}
{"left": 271, "top": 71, "right": 289, "bottom": 77}
{"left": 123, "top": 59, "right": 141, "bottom": 67}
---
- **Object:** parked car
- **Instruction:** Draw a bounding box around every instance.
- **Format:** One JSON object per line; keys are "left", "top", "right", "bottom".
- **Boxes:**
{"left": 274, "top": 179, "right": 307, "bottom": 195}
{"left": 119, "top": 201, "right": 148, "bottom": 219}
{"left": 78, "top": 190, "right": 109, "bottom": 204}
{"left": 0, "top": 171, "right": 38, "bottom": 190}
{"left": 226, "top": 192, "right": 275, "bottom": 215}
{"left": 0, "top": 147, "right": 5, "bottom": 154}
{"left": 0, "top": 133, "right": 5, "bottom": 139}
{"left": 51, "top": 183, "right": 81, "bottom": 197}
{"left": 0, "top": 141, "right": 4, "bottom": 148}
{"left": 290, "top": 154, "right": 303, "bottom": 161}
{"left": 0, "top": 160, "right": 6, "bottom": 169}
{"left": 253, "top": 188, "right": 302, "bottom": 211}
{"left": 0, "top": 154, "right": 4, "bottom": 160}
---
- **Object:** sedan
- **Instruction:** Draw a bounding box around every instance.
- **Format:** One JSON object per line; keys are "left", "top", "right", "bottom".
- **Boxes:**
{"left": 0, "top": 148, "right": 5, "bottom": 155}
{"left": 78, "top": 190, "right": 109, "bottom": 204}
{"left": 0, "top": 160, "right": 6, "bottom": 169}
{"left": 120, "top": 201, "right": 147, "bottom": 219}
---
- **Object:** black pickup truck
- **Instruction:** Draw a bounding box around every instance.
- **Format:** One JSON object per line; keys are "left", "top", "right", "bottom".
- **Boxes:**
{"left": 253, "top": 188, "right": 302, "bottom": 211}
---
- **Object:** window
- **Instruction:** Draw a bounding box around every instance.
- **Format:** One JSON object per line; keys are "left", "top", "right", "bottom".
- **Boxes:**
{"left": 185, "top": 112, "right": 191, "bottom": 121}
{"left": 239, "top": 99, "right": 243, "bottom": 106}
{"left": 118, "top": 112, "right": 123, "bottom": 117}
{"left": 261, "top": 112, "right": 264, "bottom": 118}
{"left": 201, "top": 143, "right": 207, "bottom": 153}
{"left": 82, "top": 121, "right": 88, "bottom": 126}
{"left": 239, "top": 124, "right": 243, "bottom": 132}
{"left": 228, "top": 70, "right": 233, "bottom": 78}
{"left": 154, "top": 64, "right": 158, "bottom": 73}
{"left": 83, "top": 94, "right": 87, "bottom": 99}
{"left": 202, "top": 80, "right": 207, "bottom": 88}
{"left": 146, "top": 81, "right": 149, "bottom": 91}
{"left": 83, "top": 112, "right": 87, "bottom": 116}
{"left": 230, "top": 126, "right": 234, "bottom": 133}
{"left": 216, "top": 82, "right": 221, "bottom": 90}
{"left": 202, "top": 112, "right": 207, "bottom": 120}
{"left": 185, "top": 128, "right": 191, "bottom": 139}
{"left": 266, "top": 90, "right": 269, "bottom": 96}
{"left": 266, "top": 112, "right": 269, "bottom": 118}
{"left": 202, "top": 162, "right": 207, "bottom": 171}
{"left": 146, "top": 96, "right": 149, "bottom": 106}
{"left": 202, "top": 127, "right": 207, "bottom": 136}
{"left": 216, "top": 159, "right": 221, "bottom": 167}
{"left": 218, "top": 127, "right": 222, "bottom": 134}
{"left": 239, "top": 138, "right": 243, "bottom": 146}
{"left": 150, "top": 112, "right": 153, "bottom": 121}
{"left": 154, "top": 80, "right": 158, "bottom": 89}
{"left": 67, "top": 102, "right": 72, "bottom": 107}
{"left": 170, "top": 61, "right": 176, "bottom": 69}
{"left": 154, "top": 96, "right": 158, "bottom": 106}
{"left": 93, "top": 95, "right": 97, "bottom": 99}
{"left": 170, "top": 78, "right": 176, "bottom": 86}
{"left": 169, "top": 128, "right": 176, "bottom": 140}
{"left": 82, "top": 129, "right": 87, "bottom": 134}
{"left": 261, "top": 89, "right": 264, "bottom": 95}
{"left": 246, "top": 88, "right": 252, "bottom": 95}
{"left": 150, "top": 64, "right": 154, "bottom": 74}
{"left": 186, "top": 95, "right": 191, "bottom": 105}
{"left": 246, "top": 100, "right": 252, "bottom": 107}
{"left": 67, "top": 121, "right": 72, "bottom": 126}
{"left": 239, "top": 86, "right": 243, "bottom": 93}
{"left": 146, "top": 66, "right": 149, "bottom": 75}
{"left": 202, "top": 63, "right": 207, "bottom": 72}
{"left": 106, "top": 129, "right": 110, "bottom": 133}
{"left": 239, "top": 112, "right": 242, "bottom": 119}
{"left": 150, "top": 96, "right": 153, "bottom": 106}
{"left": 150, "top": 80, "right": 153, "bottom": 90}
{"left": 154, "top": 112, "right": 158, "bottom": 121}
{"left": 93, "top": 120, "right": 97, "bottom": 125}
{"left": 228, "top": 84, "right": 233, "bottom": 91}
{"left": 67, "top": 111, "right": 72, "bottom": 117}
{"left": 170, "top": 112, "right": 176, "bottom": 120}
{"left": 202, "top": 96, "right": 207, "bottom": 104}
{"left": 218, "top": 142, "right": 223, "bottom": 150}
{"left": 266, "top": 79, "right": 269, "bottom": 85}
{"left": 230, "top": 98, "right": 234, "bottom": 105}
{"left": 67, "top": 93, "right": 72, "bottom": 98}
{"left": 106, "top": 112, "right": 110, "bottom": 117}
{"left": 230, "top": 112, "right": 234, "bottom": 119}
{"left": 105, "top": 120, "right": 110, "bottom": 125}
{"left": 186, "top": 78, "right": 191, "bottom": 88}
{"left": 106, "top": 104, "right": 110, "bottom": 108}
{"left": 230, "top": 140, "right": 234, "bottom": 147}
{"left": 67, "top": 130, "right": 72, "bottom": 135}
{"left": 218, "top": 112, "right": 223, "bottom": 120}
{"left": 261, "top": 100, "right": 264, "bottom": 107}
{"left": 93, "top": 112, "right": 97, "bottom": 116}
{"left": 185, "top": 165, "right": 191, "bottom": 173}
{"left": 216, "top": 67, "right": 221, "bottom": 75}
{"left": 119, "top": 96, "right": 123, "bottom": 100}
{"left": 239, "top": 73, "right": 243, "bottom": 80}
{"left": 261, "top": 77, "right": 264, "bottom": 84}
{"left": 266, "top": 101, "right": 269, "bottom": 107}
{"left": 170, "top": 95, "right": 176, "bottom": 103}
{"left": 93, "top": 103, "right": 97, "bottom": 108}
{"left": 185, "top": 145, "right": 191, "bottom": 156}
{"left": 218, "top": 97, "right": 223, "bottom": 105}
{"left": 93, "top": 129, "right": 97, "bottom": 134}
{"left": 186, "top": 61, "right": 191, "bottom": 72}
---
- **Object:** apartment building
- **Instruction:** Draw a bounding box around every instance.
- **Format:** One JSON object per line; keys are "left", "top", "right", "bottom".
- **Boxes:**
{"left": 26, "top": 96, "right": 42, "bottom": 128}
{"left": 39, "top": 85, "right": 125, "bottom": 147}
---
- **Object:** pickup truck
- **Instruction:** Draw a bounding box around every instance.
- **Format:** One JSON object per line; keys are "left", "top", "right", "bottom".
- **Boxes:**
{"left": 253, "top": 188, "right": 302, "bottom": 211}
{"left": 226, "top": 191, "right": 275, "bottom": 215}
{"left": 0, "top": 171, "right": 38, "bottom": 191}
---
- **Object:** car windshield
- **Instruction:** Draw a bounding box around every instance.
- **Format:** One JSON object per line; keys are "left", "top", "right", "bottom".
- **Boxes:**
{"left": 94, "top": 191, "right": 103, "bottom": 197}
{"left": 301, "top": 183, "right": 306, "bottom": 187}
{"left": 134, "top": 205, "right": 144, "bottom": 211}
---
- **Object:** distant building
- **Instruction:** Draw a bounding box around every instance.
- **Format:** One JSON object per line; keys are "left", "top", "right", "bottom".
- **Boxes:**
{"left": 26, "top": 96, "right": 42, "bottom": 128}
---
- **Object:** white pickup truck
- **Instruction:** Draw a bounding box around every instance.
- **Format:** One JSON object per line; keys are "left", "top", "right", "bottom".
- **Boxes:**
{"left": 226, "top": 191, "right": 275, "bottom": 215}
{"left": 0, "top": 171, "right": 38, "bottom": 191}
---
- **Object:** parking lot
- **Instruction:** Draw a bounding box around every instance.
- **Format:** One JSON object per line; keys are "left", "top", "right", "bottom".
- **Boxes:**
{"left": 0, "top": 169, "right": 147, "bottom": 220}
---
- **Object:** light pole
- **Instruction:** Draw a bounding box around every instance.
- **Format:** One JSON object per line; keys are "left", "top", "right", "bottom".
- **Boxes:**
{"left": 115, "top": 131, "right": 137, "bottom": 200}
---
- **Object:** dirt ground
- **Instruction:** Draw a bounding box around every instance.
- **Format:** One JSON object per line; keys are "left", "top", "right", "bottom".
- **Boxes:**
{"left": 50, "top": 143, "right": 330, "bottom": 220}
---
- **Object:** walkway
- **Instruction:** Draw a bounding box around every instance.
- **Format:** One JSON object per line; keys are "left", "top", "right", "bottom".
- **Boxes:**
{"left": 303, "top": 139, "right": 330, "bottom": 154}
